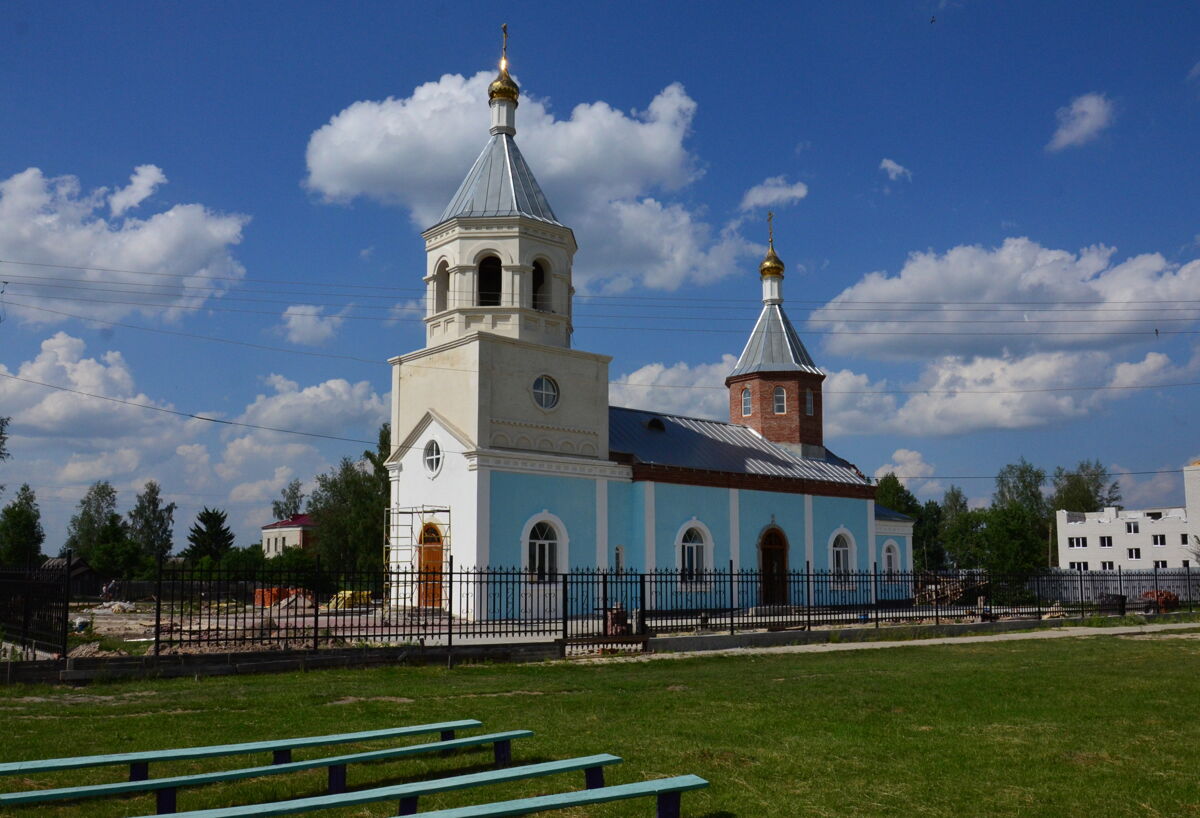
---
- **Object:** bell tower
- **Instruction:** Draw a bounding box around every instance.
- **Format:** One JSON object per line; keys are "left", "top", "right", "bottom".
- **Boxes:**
{"left": 725, "top": 214, "right": 826, "bottom": 456}
{"left": 420, "top": 23, "right": 576, "bottom": 350}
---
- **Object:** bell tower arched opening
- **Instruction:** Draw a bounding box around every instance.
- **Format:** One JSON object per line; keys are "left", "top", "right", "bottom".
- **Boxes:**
{"left": 478, "top": 255, "right": 502, "bottom": 306}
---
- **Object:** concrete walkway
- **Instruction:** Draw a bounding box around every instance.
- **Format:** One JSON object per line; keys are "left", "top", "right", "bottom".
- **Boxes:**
{"left": 584, "top": 620, "right": 1200, "bottom": 663}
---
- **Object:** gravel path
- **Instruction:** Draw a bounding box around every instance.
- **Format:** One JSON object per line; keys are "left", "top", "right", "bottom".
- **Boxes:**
{"left": 580, "top": 620, "right": 1200, "bottom": 663}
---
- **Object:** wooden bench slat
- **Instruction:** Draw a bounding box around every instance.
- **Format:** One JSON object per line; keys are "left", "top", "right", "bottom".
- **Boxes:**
{"left": 0, "top": 730, "right": 532, "bottom": 806}
{"left": 126, "top": 754, "right": 624, "bottom": 818}
{"left": 411, "top": 776, "right": 710, "bottom": 817}
{"left": 0, "top": 720, "right": 482, "bottom": 775}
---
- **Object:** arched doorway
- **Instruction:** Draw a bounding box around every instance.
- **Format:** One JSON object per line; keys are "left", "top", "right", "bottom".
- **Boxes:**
{"left": 758, "top": 527, "right": 788, "bottom": 606}
{"left": 418, "top": 523, "right": 444, "bottom": 608}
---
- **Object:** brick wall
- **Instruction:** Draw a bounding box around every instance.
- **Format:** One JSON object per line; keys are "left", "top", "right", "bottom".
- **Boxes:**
{"left": 726, "top": 371, "right": 825, "bottom": 446}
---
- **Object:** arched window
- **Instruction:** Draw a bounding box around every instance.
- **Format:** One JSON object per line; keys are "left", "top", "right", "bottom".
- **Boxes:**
{"left": 532, "top": 260, "right": 551, "bottom": 312}
{"left": 773, "top": 386, "right": 787, "bottom": 414}
{"left": 832, "top": 534, "right": 851, "bottom": 576}
{"left": 805, "top": 388, "right": 814, "bottom": 416}
{"left": 527, "top": 521, "right": 558, "bottom": 582}
{"left": 741, "top": 387, "right": 752, "bottom": 416}
{"left": 478, "top": 255, "right": 502, "bottom": 306}
{"left": 680, "top": 527, "right": 706, "bottom": 582}
{"left": 433, "top": 262, "right": 449, "bottom": 313}
{"left": 883, "top": 542, "right": 900, "bottom": 576}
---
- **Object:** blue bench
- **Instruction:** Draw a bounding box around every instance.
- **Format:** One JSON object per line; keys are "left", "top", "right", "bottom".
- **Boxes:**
{"left": 0, "top": 719, "right": 482, "bottom": 783}
{"left": 0, "top": 729, "right": 530, "bottom": 814}
{"left": 412, "top": 775, "right": 710, "bottom": 817}
{"left": 125, "top": 754, "right": 624, "bottom": 817}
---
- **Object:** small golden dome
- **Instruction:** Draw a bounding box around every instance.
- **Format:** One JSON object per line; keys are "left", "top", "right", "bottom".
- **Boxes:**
{"left": 759, "top": 244, "right": 784, "bottom": 278}
{"left": 488, "top": 62, "right": 520, "bottom": 105}
{"left": 488, "top": 25, "right": 519, "bottom": 105}
{"left": 759, "top": 211, "right": 785, "bottom": 278}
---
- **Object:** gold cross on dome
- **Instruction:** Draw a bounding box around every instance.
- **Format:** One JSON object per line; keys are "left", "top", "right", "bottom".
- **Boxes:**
{"left": 501, "top": 23, "right": 509, "bottom": 65}
{"left": 767, "top": 211, "right": 775, "bottom": 248}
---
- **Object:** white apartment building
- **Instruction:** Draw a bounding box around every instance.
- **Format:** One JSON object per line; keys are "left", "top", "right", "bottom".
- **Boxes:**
{"left": 1056, "top": 461, "right": 1200, "bottom": 571}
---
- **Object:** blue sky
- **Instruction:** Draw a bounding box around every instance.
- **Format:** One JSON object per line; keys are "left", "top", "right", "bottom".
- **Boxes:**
{"left": 1, "top": 1, "right": 1198, "bottom": 550}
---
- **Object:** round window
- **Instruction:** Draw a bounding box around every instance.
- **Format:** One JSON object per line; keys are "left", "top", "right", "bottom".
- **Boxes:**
{"left": 532, "top": 375, "right": 559, "bottom": 410}
{"left": 422, "top": 440, "right": 443, "bottom": 475}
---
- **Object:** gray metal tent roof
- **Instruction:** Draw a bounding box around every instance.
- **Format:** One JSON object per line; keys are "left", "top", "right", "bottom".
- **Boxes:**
{"left": 728, "top": 303, "right": 821, "bottom": 378}
{"left": 437, "top": 133, "right": 561, "bottom": 226}
{"left": 608, "top": 406, "right": 868, "bottom": 486}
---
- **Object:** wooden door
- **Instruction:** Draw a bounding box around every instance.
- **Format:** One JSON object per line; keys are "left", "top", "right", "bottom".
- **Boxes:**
{"left": 759, "top": 528, "right": 788, "bottom": 606}
{"left": 418, "top": 524, "right": 443, "bottom": 608}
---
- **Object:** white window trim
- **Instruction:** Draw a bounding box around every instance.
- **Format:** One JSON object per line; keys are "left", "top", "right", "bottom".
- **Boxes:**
{"left": 741, "top": 388, "right": 752, "bottom": 417}
{"left": 773, "top": 386, "right": 787, "bottom": 414}
{"left": 531, "top": 375, "right": 560, "bottom": 413}
{"left": 881, "top": 539, "right": 900, "bottom": 576}
{"left": 827, "top": 526, "right": 857, "bottom": 587}
{"left": 674, "top": 518, "right": 715, "bottom": 588}
{"left": 519, "top": 510, "right": 569, "bottom": 581}
{"left": 422, "top": 437, "right": 444, "bottom": 479}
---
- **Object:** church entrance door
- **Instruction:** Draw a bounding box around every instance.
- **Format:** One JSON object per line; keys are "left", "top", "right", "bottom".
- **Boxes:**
{"left": 759, "top": 528, "right": 788, "bottom": 606}
{"left": 418, "top": 524, "right": 444, "bottom": 608}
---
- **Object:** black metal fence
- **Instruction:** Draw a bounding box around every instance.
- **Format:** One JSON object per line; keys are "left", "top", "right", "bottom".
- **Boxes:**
{"left": 146, "top": 562, "right": 1199, "bottom": 653}
{"left": 2, "top": 560, "right": 1195, "bottom": 659}
{"left": 0, "top": 561, "right": 71, "bottom": 656}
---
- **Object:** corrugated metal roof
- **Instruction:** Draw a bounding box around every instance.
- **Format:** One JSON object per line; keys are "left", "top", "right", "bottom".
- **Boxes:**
{"left": 729, "top": 303, "right": 821, "bottom": 378}
{"left": 875, "top": 505, "right": 913, "bottom": 522}
{"left": 437, "top": 133, "right": 561, "bottom": 225}
{"left": 609, "top": 406, "right": 869, "bottom": 486}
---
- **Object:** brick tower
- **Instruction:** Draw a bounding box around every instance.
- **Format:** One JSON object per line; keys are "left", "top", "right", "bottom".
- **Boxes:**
{"left": 725, "top": 216, "right": 826, "bottom": 456}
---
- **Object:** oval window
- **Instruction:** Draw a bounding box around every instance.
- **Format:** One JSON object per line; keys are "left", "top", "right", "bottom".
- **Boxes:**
{"left": 532, "top": 375, "right": 559, "bottom": 410}
{"left": 423, "top": 440, "right": 443, "bottom": 475}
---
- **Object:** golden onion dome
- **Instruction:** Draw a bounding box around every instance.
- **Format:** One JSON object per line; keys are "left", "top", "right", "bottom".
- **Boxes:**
{"left": 759, "top": 243, "right": 785, "bottom": 278}
{"left": 488, "top": 62, "right": 520, "bottom": 105}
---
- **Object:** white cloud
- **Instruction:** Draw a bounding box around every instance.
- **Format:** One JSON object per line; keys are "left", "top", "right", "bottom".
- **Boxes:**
{"left": 305, "top": 72, "right": 757, "bottom": 291}
{"left": 1047, "top": 92, "right": 1114, "bottom": 151}
{"left": 59, "top": 448, "right": 142, "bottom": 483}
{"left": 387, "top": 299, "right": 424, "bottom": 325}
{"left": 0, "top": 167, "right": 248, "bottom": 324}
{"left": 236, "top": 373, "right": 387, "bottom": 439}
{"left": 278, "top": 305, "right": 346, "bottom": 345}
{"left": 811, "top": 238, "right": 1200, "bottom": 360}
{"left": 609, "top": 355, "right": 737, "bottom": 420}
{"left": 879, "top": 158, "right": 912, "bottom": 182}
{"left": 739, "top": 176, "right": 809, "bottom": 211}
{"left": 1111, "top": 462, "right": 1181, "bottom": 509}
{"left": 1188, "top": 61, "right": 1200, "bottom": 82}
{"left": 874, "top": 448, "right": 933, "bottom": 485}
{"left": 109, "top": 164, "right": 167, "bottom": 217}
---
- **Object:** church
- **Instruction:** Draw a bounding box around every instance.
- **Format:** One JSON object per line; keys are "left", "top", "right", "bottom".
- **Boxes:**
{"left": 385, "top": 40, "right": 913, "bottom": 610}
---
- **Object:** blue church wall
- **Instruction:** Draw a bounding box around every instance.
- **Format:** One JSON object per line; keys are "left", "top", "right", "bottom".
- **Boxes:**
{"left": 736, "top": 488, "right": 808, "bottom": 571}
{"left": 487, "top": 470, "right": 597, "bottom": 569}
{"left": 607, "top": 480, "right": 639, "bottom": 571}
{"left": 649, "top": 482, "right": 731, "bottom": 608}
{"left": 811, "top": 496, "right": 871, "bottom": 570}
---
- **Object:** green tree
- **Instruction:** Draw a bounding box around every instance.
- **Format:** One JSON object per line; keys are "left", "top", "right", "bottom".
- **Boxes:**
{"left": 88, "top": 512, "right": 144, "bottom": 578}
{"left": 875, "top": 473, "right": 921, "bottom": 517}
{"left": 308, "top": 424, "right": 390, "bottom": 572}
{"left": 914, "top": 499, "right": 946, "bottom": 572}
{"left": 1050, "top": 460, "right": 1120, "bottom": 513}
{"left": 271, "top": 478, "right": 305, "bottom": 521}
{"left": 0, "top": 484, "right": 45, "bottom": 567}
{"left": 183, "top": 507, "right": 235, "bottom": 563}
{"left": 63, "top": 481, "right": 119, "bottom": 563}
{"left": 126, "top": 481, "right": 177, "bottom": 563}
{"left": 943, "top": 507, "right": 990, "bottom": 569}
{"left": 990, "top": 459, "right": 1049, "bottom": 574}
{"left": 221, "top": 543, "right": 267, "bottom": 573}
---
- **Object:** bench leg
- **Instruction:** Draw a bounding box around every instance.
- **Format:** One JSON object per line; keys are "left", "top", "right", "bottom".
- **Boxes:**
{"left": 656, "top": 791, "right": 682, "bottom": 818}
{"left": 585, "top": 766, "right": 605, "bottom": 789}
{"left": 398, "top": 795, "right": 419, "bottom": 815}
{"left": 328, "top": 764, "right": 347, "bottom": 794}
{"left": 273, "top": 749, "right": 292, "bottom": 765}
{"left": 493, "top": 739, "right": 512, "bottom": 768}
{"left": 155, "top": 787, "right": 177, "bottom": 814}
{"left": 130, "top": 762, "right": 149, "bottom": 781}
{"left": 439, "top": 729, "right": 455, "bottom": 756}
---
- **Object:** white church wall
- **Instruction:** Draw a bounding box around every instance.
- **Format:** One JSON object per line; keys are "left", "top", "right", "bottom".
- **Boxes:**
{"left": 393, "top": 339, "right": 482, "bottom": 449}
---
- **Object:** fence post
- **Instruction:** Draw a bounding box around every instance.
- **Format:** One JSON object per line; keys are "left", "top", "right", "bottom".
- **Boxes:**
{"left": 153, "top": 555, "right": 164, "bottom": 657}
{"left": 934, "top": 571, "right": 940, "bottom": 626}
{"left": 1188, "top": 565, "right": 1193, "bottom": 614}
{"left": 637, "top": 573, "right": 647, "bottom": 635}
{"left": 561, "top": 571, "right": 569, "bottom": 642}
{"left": 1117, "top": 565, "right": 1122, "bottom": 599}
{"left": 447, "top": 556, "right": 454, "bottom": 669}
{"left": 729, "top": 559, "right": 735, "bottom": 636}
{"left": 872, "top": 562, "right": 879, "bottom": 629}
{"left": 1078, "top": 567, "right": 1085, "bottom": 620}
{"left": 805, "top": 560, "right": 812, "bottom": 631}
{"left": 60, "top": 550, "right": 73, "bottom": 657}
{"left": 1153, "top": 564, "right": 1160, "bottom": 614}
{"left": 312, "top": 556, "right": 321, "bottom": 652}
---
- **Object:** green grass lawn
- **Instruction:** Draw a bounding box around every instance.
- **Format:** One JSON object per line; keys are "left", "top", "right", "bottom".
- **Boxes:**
{"left": 2, "top": 632, "right": 1199, "bottom": 816}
